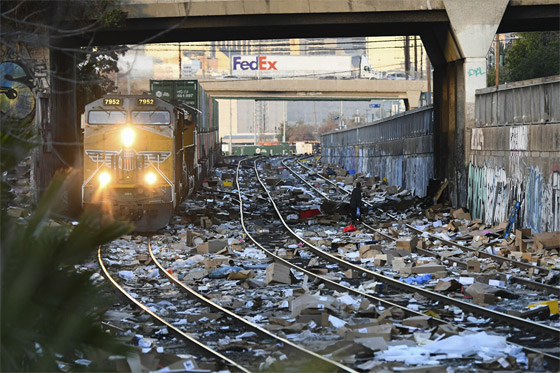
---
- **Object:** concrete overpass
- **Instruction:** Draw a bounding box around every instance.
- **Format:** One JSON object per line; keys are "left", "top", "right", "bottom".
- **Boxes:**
{"left": 198, "top": 79, "right": 427, "bottom": 109}
{"left": 38, "top": 0, "right": 560, "bottom": 208}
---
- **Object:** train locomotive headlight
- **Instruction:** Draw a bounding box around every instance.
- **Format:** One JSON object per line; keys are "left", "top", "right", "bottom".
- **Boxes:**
{"left": 121, "top": 127, "right": 136, "bottom": 148}
{"left": 99, "top": 172, "right": 111, "bottom": 188}
{"left": 144, "top": 171, "right": 157, "bottom": 186}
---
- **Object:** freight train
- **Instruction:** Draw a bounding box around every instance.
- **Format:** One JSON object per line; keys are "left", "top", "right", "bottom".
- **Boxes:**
{"left": 81, "top": 90, "right": 219, "bottom": 231}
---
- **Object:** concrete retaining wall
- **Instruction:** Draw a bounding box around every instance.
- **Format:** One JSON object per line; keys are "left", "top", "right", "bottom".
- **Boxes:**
{"left": 468, "top": 76, "right": 560, "bottom": 232}
{"left": 321, "top": 106, "right": 434, "bottom": 197}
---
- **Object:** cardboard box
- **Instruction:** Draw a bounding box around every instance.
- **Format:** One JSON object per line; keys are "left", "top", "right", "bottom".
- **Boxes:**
{"left": 534, "top": 232, "right": 560, "bottom": 250}
{"left": 344, "top": 269, "right": 359, "bottom": 279}
{"left": 509, "top": 251, "right": 523, "bottom": 260}
{"left": 522, "top": 252, "right": 533, "bottom": 261}
{"left": 290, "top": 294, "right": 338, "bottom": 317}
{"left": 396, "top": 236, "right": 418, "bottom": 252}
{"left": 345, "top": 323, "right": 392, "bottom": 341}
{"left": 203, "top": 255, "right": 232, "bottom": 268}
{"left": 402, "top": 316, "right": 431, "bottom": 329}
{"left": 467, "top": 260, "right": 480, "bottom": 272}
{"left": 200, "top": 216, "right": 213, "bottom": 228}
{"left": 515, "top": 228, "right": 532, "bottom": 248}
{"left": 411, "top": 264, "right": 445, "bottom": 274}
{"left": 374, "top": 254, "right": 387, "bottom": 266}
{"left": 473, "top": 293, "right": 495, "bottom": 305}
{"left": 196, "top": 239, "right": 227, "bottom": 254}
{"left": 359, "top": 244, "right": 381, "bottom": 259}
{"left": 266, "top": 263, "right": 292, "bottom": 285}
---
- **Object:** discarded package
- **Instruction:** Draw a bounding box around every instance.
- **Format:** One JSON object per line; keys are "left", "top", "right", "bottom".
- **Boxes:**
{"left": 208, "top": 266, "right": 244, "bottom": 279}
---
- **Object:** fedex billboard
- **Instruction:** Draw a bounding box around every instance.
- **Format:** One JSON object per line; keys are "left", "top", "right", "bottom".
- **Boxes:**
{"left": 232, "top": 56, "right": 278, "bottom": 71}
{"left": 229, "top": 55, "right": 375, "bottom": 79}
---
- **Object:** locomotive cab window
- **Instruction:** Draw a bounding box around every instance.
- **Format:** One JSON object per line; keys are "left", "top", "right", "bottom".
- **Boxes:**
{"left": 88, "top": 110, "right": 126, "bottom": 124}
{"left": 132, "top": 111, "right": 171, "bottom": 125}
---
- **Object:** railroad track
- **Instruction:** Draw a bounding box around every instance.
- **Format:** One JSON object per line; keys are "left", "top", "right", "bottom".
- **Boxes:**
{"left": 292, "top": 157, "right": 559, "bottom": 293}
{"left": 95, "top": 155, "right": 559, "bottom": 371}
{"left": 249, "top": 156, "right": 559, "bottom": 365}
{"left": 98, "top": 235, "right": 355, "bottom": 372}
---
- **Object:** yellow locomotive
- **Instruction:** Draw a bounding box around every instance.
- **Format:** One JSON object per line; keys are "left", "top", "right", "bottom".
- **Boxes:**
{"left": 82, "top": 95, "right": 203, "bottom": 231}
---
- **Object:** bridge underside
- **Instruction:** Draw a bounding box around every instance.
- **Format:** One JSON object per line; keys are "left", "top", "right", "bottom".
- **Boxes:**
{"left": 67, "top": 2, "right": 559, "bottom": 46}
{"left": 199, "top": 80, "right": 427, "bottom": 109}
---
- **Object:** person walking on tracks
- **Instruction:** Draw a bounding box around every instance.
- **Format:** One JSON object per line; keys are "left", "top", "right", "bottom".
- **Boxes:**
{"left": 350, "top": 182, "right": 363, "bottom": 221}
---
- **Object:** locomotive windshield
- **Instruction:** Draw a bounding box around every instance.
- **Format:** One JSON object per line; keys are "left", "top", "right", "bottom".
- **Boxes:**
{"left": 88, "top": 110, "right": 126, "bottom": 124}
{"left": 132, "top": 111, "right": 171, "bottom": 125}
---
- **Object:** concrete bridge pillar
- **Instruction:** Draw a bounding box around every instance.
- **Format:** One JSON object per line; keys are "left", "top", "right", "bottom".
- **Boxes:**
{"left": 426, "top": 0, "right": 509, "bottom": 207}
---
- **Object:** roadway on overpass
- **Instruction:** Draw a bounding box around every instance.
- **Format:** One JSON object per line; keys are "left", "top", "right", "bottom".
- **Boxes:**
{"left": 74, "top": 0, "right": 558, "bottom": 45}
{"left": 197, "top": 79, "right": 427, "bottom": 109}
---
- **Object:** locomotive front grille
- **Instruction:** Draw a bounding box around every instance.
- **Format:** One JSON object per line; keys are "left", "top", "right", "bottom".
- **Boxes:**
{"left": 121, "top": 149, "right": 136, "bottom": 172}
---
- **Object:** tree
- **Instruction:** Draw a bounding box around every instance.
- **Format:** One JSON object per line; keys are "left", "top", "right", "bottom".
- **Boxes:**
{"left": 496, "top": 32, "right": 559, "bottom": 84}
{"left": 76, "top": 45, "right": 128, "bottom": 113}
{"left": 318, "top": 112, "right": 340, "bottom": 135}
{"left": 1, "top": 1, "right": 135, "bottom": 371}
{"left": 288, "top": 121, "right": 316, "bottom": 141}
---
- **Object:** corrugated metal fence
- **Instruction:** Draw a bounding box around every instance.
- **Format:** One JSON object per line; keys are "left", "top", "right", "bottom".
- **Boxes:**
{"left": 321, "top": 105, "right": 434, "bottom": 197}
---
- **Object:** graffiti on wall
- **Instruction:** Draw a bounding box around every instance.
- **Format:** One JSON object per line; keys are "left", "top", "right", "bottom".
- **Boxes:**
{"left": 471, "top": 128, "right": 484, "bottom": 150}
{"left": 1, "top": 44, "right": 49, "bottom": 124}
{"left": 322, "top": 146, "right": 434, "bottom": 197}
{"left": 468, "top": 163, "right": 560, "bottom": 232}
{"left": 510, "top": 126, "right": 528, "bottom": 150}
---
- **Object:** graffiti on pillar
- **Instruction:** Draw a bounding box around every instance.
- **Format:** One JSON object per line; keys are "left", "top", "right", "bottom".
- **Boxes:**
{"left": 467, "top": 67, "right": 485, "bottom": 77}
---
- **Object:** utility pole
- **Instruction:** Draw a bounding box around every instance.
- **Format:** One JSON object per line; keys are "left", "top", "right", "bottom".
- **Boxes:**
{"left": 420, "top": 45, "right": 424, "bottom": 79}
{"left": 282, "top": 101, "right": 286, "bottom": 143}
{"left": 495, "top": 34, "right": 500, "bottom": 86}
{"left": 313, "top": 101, "right": 317, "bottom": 137}
{"left": 404, "top": 36, "right": 410, "bottom": 80}
{"left": 229, "top": 99, "right": 233, "bottom": 155}
{"left": 414, "top": 36, "right": 418, "bottom": 79}
{"left": 426, "top": 56, "right": 432, "bottom": 105}
{"left": 253, "top": 100, "right": 257, "bottom": 145}
{"left": 178, "top": 42, "right": 182, "bottom": 79}
{"left": 339, "top": 101, "right": 343, "bottom": 129}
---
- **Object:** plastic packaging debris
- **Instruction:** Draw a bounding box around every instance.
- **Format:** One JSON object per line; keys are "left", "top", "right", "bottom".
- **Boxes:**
{"left": 328, "top": 315, "right": 347, "bottom": 328}
{"left": 403, "top": 274, "right": 431, "bottom": 285}
{"left": 118, "top": 270, "right": 135, "bottom": 281}
{"left": 208, "top": 266, "right": 244, "bottom": 278}
{"left": 342, "top": 224, "right": 357, "bottom": 233}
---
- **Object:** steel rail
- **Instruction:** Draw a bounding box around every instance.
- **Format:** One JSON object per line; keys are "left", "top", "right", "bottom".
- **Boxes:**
{"left": 277, "top": 158, "right": 560, "bottom": 365}
{"left": 277, "top": 159, "right": 560, "bottom": 339}
{"left": 294, "top": 157, "right": 559, "bottom": 297}
{"left": 294, "top": 158, "right": 555, "bottom": 276}
{"left": 147, "top": 238, "right": 355, "bottom": 373}
{"left": 237, "top": 159, "right": 457, "bottom": 323}
{"left": 97, "top": 246, "right": 250, "bottom": 373}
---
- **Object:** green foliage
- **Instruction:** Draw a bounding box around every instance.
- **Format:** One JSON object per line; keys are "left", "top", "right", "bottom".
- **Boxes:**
{"left": 500, "top": 32, "right": 559, "bottom": 84}
{"left": 76, "top": 45, "right": 127, "bottom": 113}
{"left": 1, "top": 63, "right": 134, "bottom": 372}
{"left": 0, "top": 117, "right": 37, "bottom": 209}
{"left": 1, "top": 170, "right": 135, "bottom": 372}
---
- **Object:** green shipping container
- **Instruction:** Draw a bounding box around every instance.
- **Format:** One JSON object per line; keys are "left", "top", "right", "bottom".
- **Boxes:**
{"left": 150, "top": 80, "right": 198, "bottom": 108}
